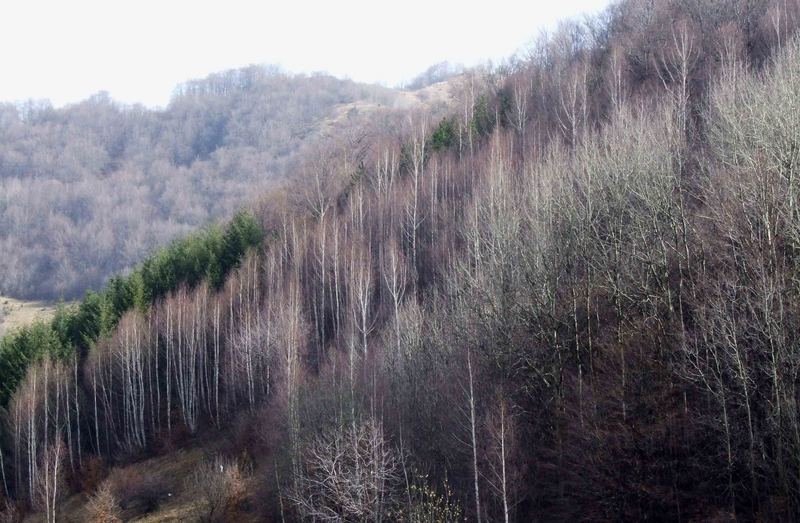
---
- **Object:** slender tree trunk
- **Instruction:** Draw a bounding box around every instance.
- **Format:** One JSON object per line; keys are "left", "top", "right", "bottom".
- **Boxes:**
{"left": 467, "top": 347, "right": 482, "bottom": 523}
{"left": 0, "top": 446, "right": 8, "bottom": 499}
{"left": 500, "top": 401, "right": 510, "bottom": 523}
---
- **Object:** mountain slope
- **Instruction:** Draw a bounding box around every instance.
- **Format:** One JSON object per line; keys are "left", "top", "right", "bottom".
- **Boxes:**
{"left": 1, "top": 0, "right": 800, "bottom": 521}
{"left": 0, "top": 68, "right": 452, "bottom": 301}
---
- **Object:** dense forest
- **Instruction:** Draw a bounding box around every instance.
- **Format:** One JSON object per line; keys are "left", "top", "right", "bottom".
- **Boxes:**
{"left": 2, "top": 0, "right": 800, "bottom": 521}
{"left": 0, "top": 69, "right": 404, "bottom": 300}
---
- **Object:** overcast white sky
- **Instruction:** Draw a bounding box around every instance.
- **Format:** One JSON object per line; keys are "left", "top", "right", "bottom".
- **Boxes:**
{"left": 0, "top": 0, "right": 611, "bottom": 108}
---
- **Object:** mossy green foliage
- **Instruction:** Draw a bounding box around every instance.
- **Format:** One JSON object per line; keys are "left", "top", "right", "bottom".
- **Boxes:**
{"left": 0, "top": 210, "right": 261, "bottom": 406}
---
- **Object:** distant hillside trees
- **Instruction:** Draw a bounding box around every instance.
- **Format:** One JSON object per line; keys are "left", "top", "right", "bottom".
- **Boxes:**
{"left": 0, "top": 68, "right": 395, "bottom": 300}
{"left": 404, "top": 61, "right": 465, "bottom": 90}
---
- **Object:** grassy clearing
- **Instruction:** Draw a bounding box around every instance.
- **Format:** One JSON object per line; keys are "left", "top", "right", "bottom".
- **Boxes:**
{"left": 318, "top": 78, "right": 456, "bottom": 136}
{"left": 0, "top": 295, "right": 60, "bottom": 334}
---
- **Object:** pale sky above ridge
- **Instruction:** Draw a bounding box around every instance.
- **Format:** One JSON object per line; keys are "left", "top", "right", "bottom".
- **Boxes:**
{"left": 0, "top": 0, "right": 611, "bottom": 108}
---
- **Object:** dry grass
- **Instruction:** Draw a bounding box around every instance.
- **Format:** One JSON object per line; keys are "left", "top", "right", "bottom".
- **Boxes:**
{"left": 23, "top": 449, "right": 203, "bottom": 523}
{"left": 31, "top": 443, "right": 264, "bottom": 523}
{"left": 0, "top": 295, "right": 60, "bottom": 334}
{"left": 317, "top": 78, "right": 457, "bottom": 137}
{"left": 399, "top": 78, "right": 456, "bottom": 107}
{"left": 115, "top": 449, "right": 204, "bottom": 522}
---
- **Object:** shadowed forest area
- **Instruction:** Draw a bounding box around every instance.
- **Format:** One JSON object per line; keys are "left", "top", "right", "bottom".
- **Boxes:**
{"left": 2, "top": 0, "right": 800, "bottom": 521}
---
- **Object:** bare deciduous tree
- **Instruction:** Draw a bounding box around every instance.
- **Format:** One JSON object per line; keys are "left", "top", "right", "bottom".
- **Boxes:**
{"left": 291, "top": 419, "right": 401, "bottom": 521}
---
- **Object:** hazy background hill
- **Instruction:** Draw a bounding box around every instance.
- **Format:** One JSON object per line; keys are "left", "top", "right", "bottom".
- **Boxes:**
{"left": 0, "top": 67, "right": 451, "bottom": 300}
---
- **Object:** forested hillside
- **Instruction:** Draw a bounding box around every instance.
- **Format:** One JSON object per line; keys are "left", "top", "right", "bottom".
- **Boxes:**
{"left": 0, "top": 69, "right": 410, "bottom": 300}
{"left": 2, "top": 0, "right": 800, "bottom": 521}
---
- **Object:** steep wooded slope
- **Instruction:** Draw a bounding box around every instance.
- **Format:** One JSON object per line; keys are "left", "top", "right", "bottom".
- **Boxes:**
{"left": 2, "top": 0, "right": 800, "bottom": 521}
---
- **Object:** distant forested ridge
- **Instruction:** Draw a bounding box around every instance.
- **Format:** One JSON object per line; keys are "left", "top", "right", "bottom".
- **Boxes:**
{"left": 0, "top": 67, "right": 398, "bottom": 300}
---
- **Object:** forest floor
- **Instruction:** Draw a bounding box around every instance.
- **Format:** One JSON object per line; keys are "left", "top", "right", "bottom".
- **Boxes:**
{"left": 24, "top": 448, "right": 208, "bottom": 523}
{"left": 0, "top": 295, "right": 60, "bottom": 334}
{"left": 23, "top": 448, "right": 203, "bottom": 523}
{"left": 26, "top": 432, "right": 269, "bottom": 522}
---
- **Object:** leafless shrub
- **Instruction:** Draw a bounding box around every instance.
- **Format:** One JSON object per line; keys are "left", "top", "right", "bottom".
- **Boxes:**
{"left": 107, "top": 468, "right": 169, "bottom": 514}
{"left": 190, "top": 456, "right": 250, "bottom": 522}
{"left": 78, "top": 456, "right": 109, "bottom": 494}
{"left": 0, "top": 499, "right": 21, "bottom": 523}
{"left": 85, "top": 481, "right": 122, "bottom": 523}
{"left": 291, "top": 419, "right": 401, "bottom": 521}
